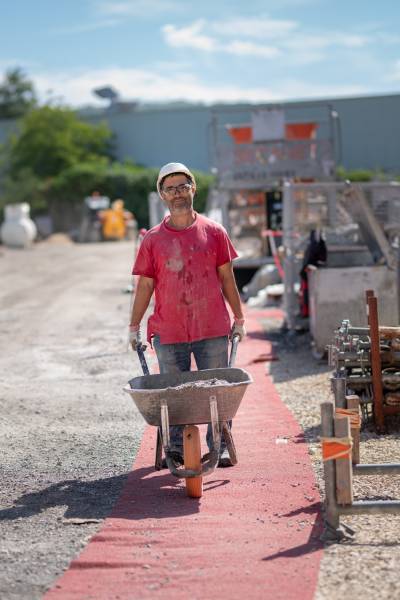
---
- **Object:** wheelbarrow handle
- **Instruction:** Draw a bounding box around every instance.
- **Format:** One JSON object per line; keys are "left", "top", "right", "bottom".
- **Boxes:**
{"left": 229, "top": 334, "right": 240, "bottom": 368}
{"left": 136, "top": 344, "right": 150, "bottom": 375}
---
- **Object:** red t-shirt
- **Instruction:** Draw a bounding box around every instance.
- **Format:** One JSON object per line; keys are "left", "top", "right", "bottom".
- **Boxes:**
{"left": 133, "top": 213, "right": 238, "bottom": 344}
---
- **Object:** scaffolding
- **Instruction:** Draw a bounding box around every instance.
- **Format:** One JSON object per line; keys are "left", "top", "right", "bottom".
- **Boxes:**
{"left": 208, "top": 102, "right": 339, "bottom": 266}
{"left": 282, "top": 181, "right": 400, "bottom": 341}
{"left": 210, "top": 101, "right": 338, "bottom": 190}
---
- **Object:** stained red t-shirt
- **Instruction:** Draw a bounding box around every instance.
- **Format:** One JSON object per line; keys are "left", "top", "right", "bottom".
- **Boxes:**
{"left": 132, "top": 213, "right": 238, "bottom": 344}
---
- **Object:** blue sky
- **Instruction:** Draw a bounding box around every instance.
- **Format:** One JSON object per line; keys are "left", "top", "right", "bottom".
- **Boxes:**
{"left": 1, "top": 0, "right": 400, "bottom": 107}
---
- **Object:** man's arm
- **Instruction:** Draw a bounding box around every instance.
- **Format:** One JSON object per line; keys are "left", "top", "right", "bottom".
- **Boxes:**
{"left": 217, "top": 262, "right": 244, "bottom": 320}
{"left": 130, "top": 275, "right": 155, "bottom": 327}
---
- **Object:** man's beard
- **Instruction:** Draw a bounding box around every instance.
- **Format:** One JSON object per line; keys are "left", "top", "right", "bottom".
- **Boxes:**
{"left": 170, "top": 197, "right": 192, "bottom": 213}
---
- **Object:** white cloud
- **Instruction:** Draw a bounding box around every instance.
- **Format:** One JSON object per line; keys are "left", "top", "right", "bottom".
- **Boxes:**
{"left": 225, "top": 41, "right": 280, "bottom": 58}
{"left": 337, "top": 34, "right": 368, "bottom": 48}
{"left": 162, "top": 17, "right": 371, "bottom": 65}
{"left": 51, "top": 19, "right": 120, "bottom": 35}
{"left": 285, "top": 32, "right": 368, "bottom": 51}
{"left": 163, "top": 21, "right": 217, "bottom": 52}
{"left": 212, "top": 16, "right": 298, "bottom": 39}
{"left": 95, "top": 0, "right": 180, "bottom": 18}
{"left": 162, "top": 21, "right": 282, "bottom": 59}
{"left": 31, "top": 65, "right": 368, "bottom": 108}
{"left": 0, "top": 59, "right": 40, "bottom": 72}
{"left": 386, "top": 59, "right": 400, "bottom": 82}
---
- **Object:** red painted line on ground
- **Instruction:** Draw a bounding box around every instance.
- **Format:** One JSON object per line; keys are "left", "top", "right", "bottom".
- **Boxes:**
{"left": 45, "top": 308, "right": 323, "bottom": 600}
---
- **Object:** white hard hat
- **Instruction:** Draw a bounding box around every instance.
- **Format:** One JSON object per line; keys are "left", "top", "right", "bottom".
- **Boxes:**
{"left": 157, "top": 162, "right": 195, "bottom": 194}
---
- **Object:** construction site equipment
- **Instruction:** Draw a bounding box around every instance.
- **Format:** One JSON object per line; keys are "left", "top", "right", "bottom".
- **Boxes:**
{"left": 329, "top": 290, "right": 400, "bottom": 432}
{"left": 123, "top": 338, "right": 252, "bottom": 498}
{"left": 321, "top": 401, "right": 400, "bottom": 542}
{"left": 207, "top": 102, "right": 338, "bottom": 270}
{"left": 0, "top": 203, "right": 37, "bottom": 248}
{"left": 79, "top": 194, "right": 110, "bottom": 243}
{"left": 79, "top": 195, "right": 137, "bottom": 242}
{"left": 210, "top": 102, "right": 336, "bottom": 189}
{"left": 282, "top": 181, "right": 400, "bottom": 353}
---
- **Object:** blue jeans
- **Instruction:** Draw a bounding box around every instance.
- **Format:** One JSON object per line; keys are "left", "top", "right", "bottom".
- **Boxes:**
{"left": 153, "top": 335, "right": 229, "bottom": 453}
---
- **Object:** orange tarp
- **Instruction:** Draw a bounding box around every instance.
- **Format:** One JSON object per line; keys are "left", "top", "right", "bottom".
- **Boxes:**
{"left": 227, "top": 122, "right": 318, "bottom": 144}
{"left": 228, "top": 126, "right": 253, "bottom": 144}
{"left": 285, "top": 123, "right": 318, "bottom": 140}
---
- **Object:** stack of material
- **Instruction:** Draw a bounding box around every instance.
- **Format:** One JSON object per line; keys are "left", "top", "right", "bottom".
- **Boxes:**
{"left": 329, "top": 316, "right": 400, "bottom": 427}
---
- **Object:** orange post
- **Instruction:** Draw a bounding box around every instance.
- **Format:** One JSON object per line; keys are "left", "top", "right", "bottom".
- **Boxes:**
{"left": 183, "top": 425, "right": 203, "bottom": 498}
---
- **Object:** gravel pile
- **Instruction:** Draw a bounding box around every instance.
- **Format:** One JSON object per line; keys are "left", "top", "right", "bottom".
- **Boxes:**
{"left": 0, "top": 241, "right": 152, "bottom": 600}
{"left": 260, "top": 314, "right": 400, "bottom": 600}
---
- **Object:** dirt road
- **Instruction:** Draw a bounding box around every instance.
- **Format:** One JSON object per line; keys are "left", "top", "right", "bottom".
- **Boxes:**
{"left": 0, "top": 239, "right": 152, "bottom": 599}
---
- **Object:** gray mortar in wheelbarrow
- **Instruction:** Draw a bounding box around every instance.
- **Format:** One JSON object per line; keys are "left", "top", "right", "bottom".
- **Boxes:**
{"left": 123, "top": 366, "right": 253, "bottom": 479}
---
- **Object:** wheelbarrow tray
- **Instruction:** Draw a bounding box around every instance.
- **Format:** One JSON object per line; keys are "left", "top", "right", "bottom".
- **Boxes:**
{"left": 124, "top": 367, "right": 252, "bottom": 426}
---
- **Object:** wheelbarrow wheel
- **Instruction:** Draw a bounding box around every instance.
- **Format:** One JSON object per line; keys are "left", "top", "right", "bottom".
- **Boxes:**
{"left": 183, "top": 425, "right": 203, "bottom": 498}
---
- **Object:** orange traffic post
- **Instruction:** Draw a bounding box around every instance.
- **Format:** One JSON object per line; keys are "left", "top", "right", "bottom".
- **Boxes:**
{"left": 183, "top": 425, "right": 203, "bottom": 498}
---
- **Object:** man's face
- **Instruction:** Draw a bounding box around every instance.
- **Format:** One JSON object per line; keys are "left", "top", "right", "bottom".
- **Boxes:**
{"left": 160, "top": 174, "right": 195, "bottom": 215}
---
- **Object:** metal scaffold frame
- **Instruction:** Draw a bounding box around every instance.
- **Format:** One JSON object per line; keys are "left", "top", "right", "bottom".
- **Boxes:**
{"left": 282, "top": 180, "right": 400, "bottom": 333}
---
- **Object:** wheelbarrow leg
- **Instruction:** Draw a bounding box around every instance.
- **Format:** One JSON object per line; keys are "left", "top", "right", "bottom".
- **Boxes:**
{"left": 183, "top": 425, "right": 203, "bottom": 498}
{"left": 222, "top": 422, "right": 238, "bottom": 466}
{"left": 154, "top": 427, "right": 163, "bottom": 471}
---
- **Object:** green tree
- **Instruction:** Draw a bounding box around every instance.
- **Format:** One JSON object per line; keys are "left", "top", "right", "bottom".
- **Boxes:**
{"left": 8, "top": 106, "right": 113, "bottom": 178}
{"left": 0, "top": 168, "right": 47, "bottom": 213}
{"left": 0, "top": 68, "right": 37, "bottom": 119}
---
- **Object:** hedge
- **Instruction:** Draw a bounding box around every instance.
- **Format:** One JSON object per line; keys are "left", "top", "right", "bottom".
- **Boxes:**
{"left": 47, "top": 162, "right": 215, "bottom": 229}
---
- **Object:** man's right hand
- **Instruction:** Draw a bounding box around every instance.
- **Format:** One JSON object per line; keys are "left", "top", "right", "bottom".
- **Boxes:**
{"left": 129, "top": 326, "right": 147, "bottom": 351}
{"left": 230, "top": 318, "right": 246, "bottom": 341}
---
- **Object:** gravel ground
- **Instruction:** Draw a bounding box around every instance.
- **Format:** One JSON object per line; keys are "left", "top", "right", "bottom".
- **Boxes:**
{"left": 261, "top": 315, "right": 400, "bottom": 600}
{"left": 0, "top": 239, "right": 154, "bottom": 600}
{"left": 2, "top": 239, "right": 400, "bottom": 599}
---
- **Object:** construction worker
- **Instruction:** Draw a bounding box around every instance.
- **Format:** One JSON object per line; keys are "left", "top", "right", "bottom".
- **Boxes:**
{"left": 128, "top": 162, "right": 246, "bottom": 467}
{"left": 99, "top": 199, "right": 134, "bottom": 241}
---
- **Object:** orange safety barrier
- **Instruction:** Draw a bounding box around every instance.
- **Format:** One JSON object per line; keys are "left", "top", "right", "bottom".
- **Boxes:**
{"left": 321, "top": 437, "right": 353, "bottom": 461}
{"left": 335, "top": 408, "right": 361, "bottom": 429}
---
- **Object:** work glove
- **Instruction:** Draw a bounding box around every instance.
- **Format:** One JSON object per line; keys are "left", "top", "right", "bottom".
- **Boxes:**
{"left": 230, "top": 318, "right": 246, "bottom": 341}
{"left": 129, "top": 325, "right": 147, "bottom": 351}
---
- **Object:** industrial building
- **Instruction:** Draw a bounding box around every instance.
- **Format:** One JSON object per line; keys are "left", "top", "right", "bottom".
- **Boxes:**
{"left": 0, "top": 92, "right": 399, "bottom": 176}
{"left": 76, "top": 92, "right": 400, "bottom": 176}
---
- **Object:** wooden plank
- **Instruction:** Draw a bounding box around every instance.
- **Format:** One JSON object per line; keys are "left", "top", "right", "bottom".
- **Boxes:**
{"left": 368, "top": 295, "right": 385, "bottom": 433}
{"left": 346, "top": 394, "right": 360, "bottom": 465}
{"left": 384, "top": 405, "right": 400, "bottom": 416}
{"left": 334, "top": 415, "right": 353, "bottom": 505}
{"left": 378, "top": 326, "right": 400, "bottom": 339}
{"left": 321, "top": 402, "right": 339, "bottom": 529}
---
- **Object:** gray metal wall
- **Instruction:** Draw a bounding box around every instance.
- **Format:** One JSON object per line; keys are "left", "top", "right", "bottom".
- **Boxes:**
{"left": 83, "top": 105, "right": 211, "bottom": 171}
{"left": 1, "top": 93, "right": 400, "bottom": 174}
{"left": 330, "top": 94, "right": 400, "bottom": 172}
{"left": 84, "top": 93, "right": 400, "bottom": 174}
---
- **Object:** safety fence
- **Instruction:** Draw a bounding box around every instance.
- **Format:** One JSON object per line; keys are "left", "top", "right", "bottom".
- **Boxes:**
{"left": 321, "top": 289, "right": 400, "bottom": 541}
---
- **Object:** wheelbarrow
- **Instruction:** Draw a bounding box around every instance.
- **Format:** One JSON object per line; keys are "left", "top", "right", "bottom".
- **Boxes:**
{"left": 123, "top": 336, "right": 253, "bottom": 498}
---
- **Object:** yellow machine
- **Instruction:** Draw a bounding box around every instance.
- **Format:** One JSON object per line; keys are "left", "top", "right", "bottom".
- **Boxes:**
{"left": 99, "top": 199, "right": 132, "bottom": 241}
